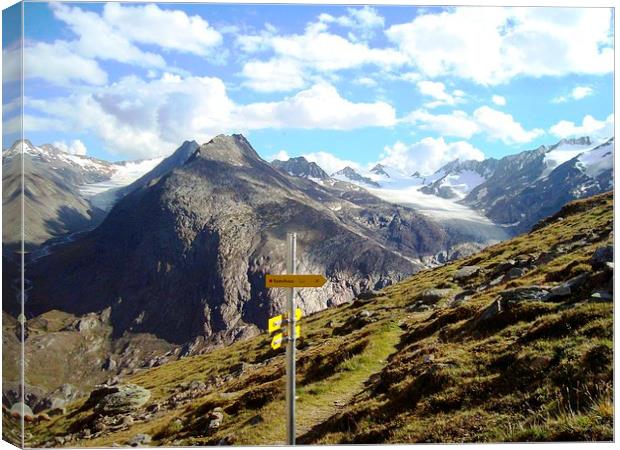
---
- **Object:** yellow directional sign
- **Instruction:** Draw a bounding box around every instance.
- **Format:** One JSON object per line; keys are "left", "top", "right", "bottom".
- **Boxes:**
{"left": 268, "top": 314, "right": 283, "bottom": 333}
{"left": 271, "top": 332, "right": 284, "bottom": 350}
{"left": 265, "top": 274, "right": 327, "bottom": 288}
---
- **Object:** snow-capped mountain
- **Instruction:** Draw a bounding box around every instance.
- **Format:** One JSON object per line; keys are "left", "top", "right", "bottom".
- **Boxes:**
{"left": 2, "top": 140, "right": 167, "bottom": 247}
{"left": 462, "top": 137, "right": 613, "bottom": 232}
{"left": 332, "top": 166, "right": 380, "bottom": 187}
{"left": 420, "top": 159, "right": 499, "bottom": 199}
{"left": 277, "top": 135, "right": 613, "bottom": 237}
{"left": 272, "top": 156, "right": 330, "bottom": 181}
{"left": 541, "top": 136, "right": 597, "bottom": 178}
{"left": 370, "top": 163, "right": 390, "bottom": 178}
{"left": 3, "top": 140, "right": 116, "bottom": 186}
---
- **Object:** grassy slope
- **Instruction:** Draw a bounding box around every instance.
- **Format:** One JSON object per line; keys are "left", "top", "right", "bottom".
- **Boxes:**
{"left": 26, "top": 192, "right": 613, "bottom": 446}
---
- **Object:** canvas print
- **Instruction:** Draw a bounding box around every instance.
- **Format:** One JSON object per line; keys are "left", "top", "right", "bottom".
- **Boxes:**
{"left": 1, "top": 1, "right": 614, "bottom": 447}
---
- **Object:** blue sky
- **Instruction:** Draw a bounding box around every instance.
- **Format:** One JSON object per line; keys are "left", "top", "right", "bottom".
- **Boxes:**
{"left": 2, "top": 2, "right": 615, "bottom": 174}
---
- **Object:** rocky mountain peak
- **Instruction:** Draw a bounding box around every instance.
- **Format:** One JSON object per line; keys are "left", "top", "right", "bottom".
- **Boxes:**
{"left": 332, "top": 166, "right": 380, "bottom": 187}
{"left": 271, "top": 156, "right": 330, "bottom": 180}
{"left": 557, "top": 136, "right": 592, "bottom": 147}
{"left": 193, "top": 134, "right": 260, "bottom": 167}
{"left": 370, "top": 164, "right": 390, "bottom": 177}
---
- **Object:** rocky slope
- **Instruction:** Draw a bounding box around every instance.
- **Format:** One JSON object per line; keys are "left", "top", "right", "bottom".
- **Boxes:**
{"left": 2, "top": 141, "right": 108, "bottom": 250}
{"left": 19, "top": 191, "right": 613, "bottom": 447}
{"left": 324, "top": 136, "right": 612, "bottom": 237}
{"left": 464, "top": 138, "right": 613, "bottom": 233}
{"left": 332, "top": 166, "right": 379, "bottom": 187}
{"left": 28, "top": 134, "right": 456, "bottom": 349}
{"left": 1, "top": 140, "right": 166, "bottom": 249}
{"left": 271, "top": 156, "right": 330, "bottom": 181}
{"left": 112, "top": 141, "right": 200, "bottom": 203}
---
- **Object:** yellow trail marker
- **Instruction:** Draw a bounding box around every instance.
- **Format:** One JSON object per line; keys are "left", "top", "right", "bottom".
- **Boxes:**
{"left": 268, "top": 314, "right": 283, "bottom": 333}
{"left": 265, "top": 274, "right": 327, "bottom": 288}
{"left": 271, "top": 332, "right": 284, "bottom": 350}
{"left": 295, "top": 308, "right": 302, "bottom": 321}
{"left": 295, "top": 324, "right": 301, "bottom": 338}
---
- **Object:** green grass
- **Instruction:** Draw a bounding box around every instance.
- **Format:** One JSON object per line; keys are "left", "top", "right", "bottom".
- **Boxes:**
{"left": 26, "top": 192, "right": 614, "bottom": 446}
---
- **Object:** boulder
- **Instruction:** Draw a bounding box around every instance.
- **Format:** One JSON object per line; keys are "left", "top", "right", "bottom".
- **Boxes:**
{"left": 549, "top": 285, "right": 572, "bottom": 298}
{"left": 356, "top": 290, "right": 382, "bottom": 300}
{"left": 419, "top": 289, "right": 452, "bottom": 304}
{"left": 453, "top": 266, "right": 480, "bottom": 281}
{"left": 94, "top": 384, "right": 151, "bottom": 416}
{"left": 591, "top": 245, "right": 613, "bottom": 269}
{"left": 453, "top": 289, "right": 476, "bottom": 303}
{"left": 565, "top": 272, "right": 589, "bottom": 290}
{"left": 499, "top": 286, "right": 550, "bottom": 302}
{"left": 536, "top": 252, "right": 556, "bottom": 265}
{"left": 506, "top": 267, "right": 526, "bottom": 279}
{"left": 494, "top": 260, "right": 516, "bottom": 273}
{"left": 10, "top": 403, "right": 34, "bottom": 420}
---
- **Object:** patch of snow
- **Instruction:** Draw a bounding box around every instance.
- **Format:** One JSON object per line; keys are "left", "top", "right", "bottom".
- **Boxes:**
{"left": 80, "top": 157, "right": 164, "bottom": 209}
{"left": 436, "top": 170, "right": 486, "bottom": 198}
{"left": 576, "top": 141, "right": 614, "bottom": 179}
{"left": 366, "top": 185, "right": 496, "bottom": 224}
{"left": 543, "top": 141, "right": 598, "bottom": 177}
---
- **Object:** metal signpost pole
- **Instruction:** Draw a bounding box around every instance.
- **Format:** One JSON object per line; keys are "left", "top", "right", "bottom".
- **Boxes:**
{"left": 286, "top": 232, "right": 297, "bottom": 445}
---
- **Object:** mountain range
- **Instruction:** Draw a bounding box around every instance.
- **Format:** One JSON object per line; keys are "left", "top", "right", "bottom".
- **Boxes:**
{"left": 317, "top": 136, "right": 613, "bottom": 234}
{"left": 2, "top": 140, "right": 164, "bottom": 249}
{"left": 27, "top": 134, "right": 490, "bottom": 348}
{"left": 1, "top": 133, "right": 614, "bottom": 397}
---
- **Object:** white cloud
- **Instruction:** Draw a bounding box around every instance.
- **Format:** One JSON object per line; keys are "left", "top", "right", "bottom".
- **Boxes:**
{"left": 268, "top": 150, "right": 290, "bottom": 162}
{"left": 354, "top": 76, "right": 377, "bottom": 87}
{"left": 386, "top": 7, "right": 613, "bottom": 85}
{"left": 5, "top": 41, "right": 108, "bottom": 86}
{"left": 22, "top": 2, "right": 226, "bottom": 87}
{"left": 26, "top": 79, "right": 396, "bottom": 158}
{"left": 51, "top": 3, "right": 166, "bottom": 69}
{"left": 473, "top": 106, "right": 544, "bottom": 144}
{"left": 552, "top": 85, "right": 594, "bottom": 103}
{"left": 302, "top": 151, "right": 361, "bottom": 174}
{"left": 53, "top": 139, "right": 88, "bottom": 155}
{"left": 240, "top": 58, "right": 306, "bottom": 92}
{"left": 237, "top": 83, "right": 397, "bottom": 130}
{"left": 102, "top": 3, "right": 222, "bottom": 56}
{"left": 237, "top": 19, "right": 406, "bottom": 91}
{"left": 405, "top": 109, "right": 479, "bottom": 139}
{"left": 404, "top": 106, "right": 543, "bottom": 144}
{"left": 491, "top": 95, "right": 506, "bottom": 106}
{"left": 379, "top": 137, "right": 485, "bottom": 175}
{"left": 549, "top": 114, "right": 613, "bottom": 139}
{"left": 416, "top": 80, "right": 465, "bottom": 108}
{"left": 2, "top": 42, "right": 22, "bottom": 82}
{"left": 319, "top": 6, "right": 385, "bottom": 40}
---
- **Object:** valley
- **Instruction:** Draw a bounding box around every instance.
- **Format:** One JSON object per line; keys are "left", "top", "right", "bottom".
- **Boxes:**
{"left": 1, "top": 133, "right": 614, "bottom": 446}
{"left": 10, "top": 192, "right": 614, "bottom": 446}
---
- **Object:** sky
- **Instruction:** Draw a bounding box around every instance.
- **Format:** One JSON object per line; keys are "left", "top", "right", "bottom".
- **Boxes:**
{"left": 2, "top": 2, "right": 615, "bottom": 175}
